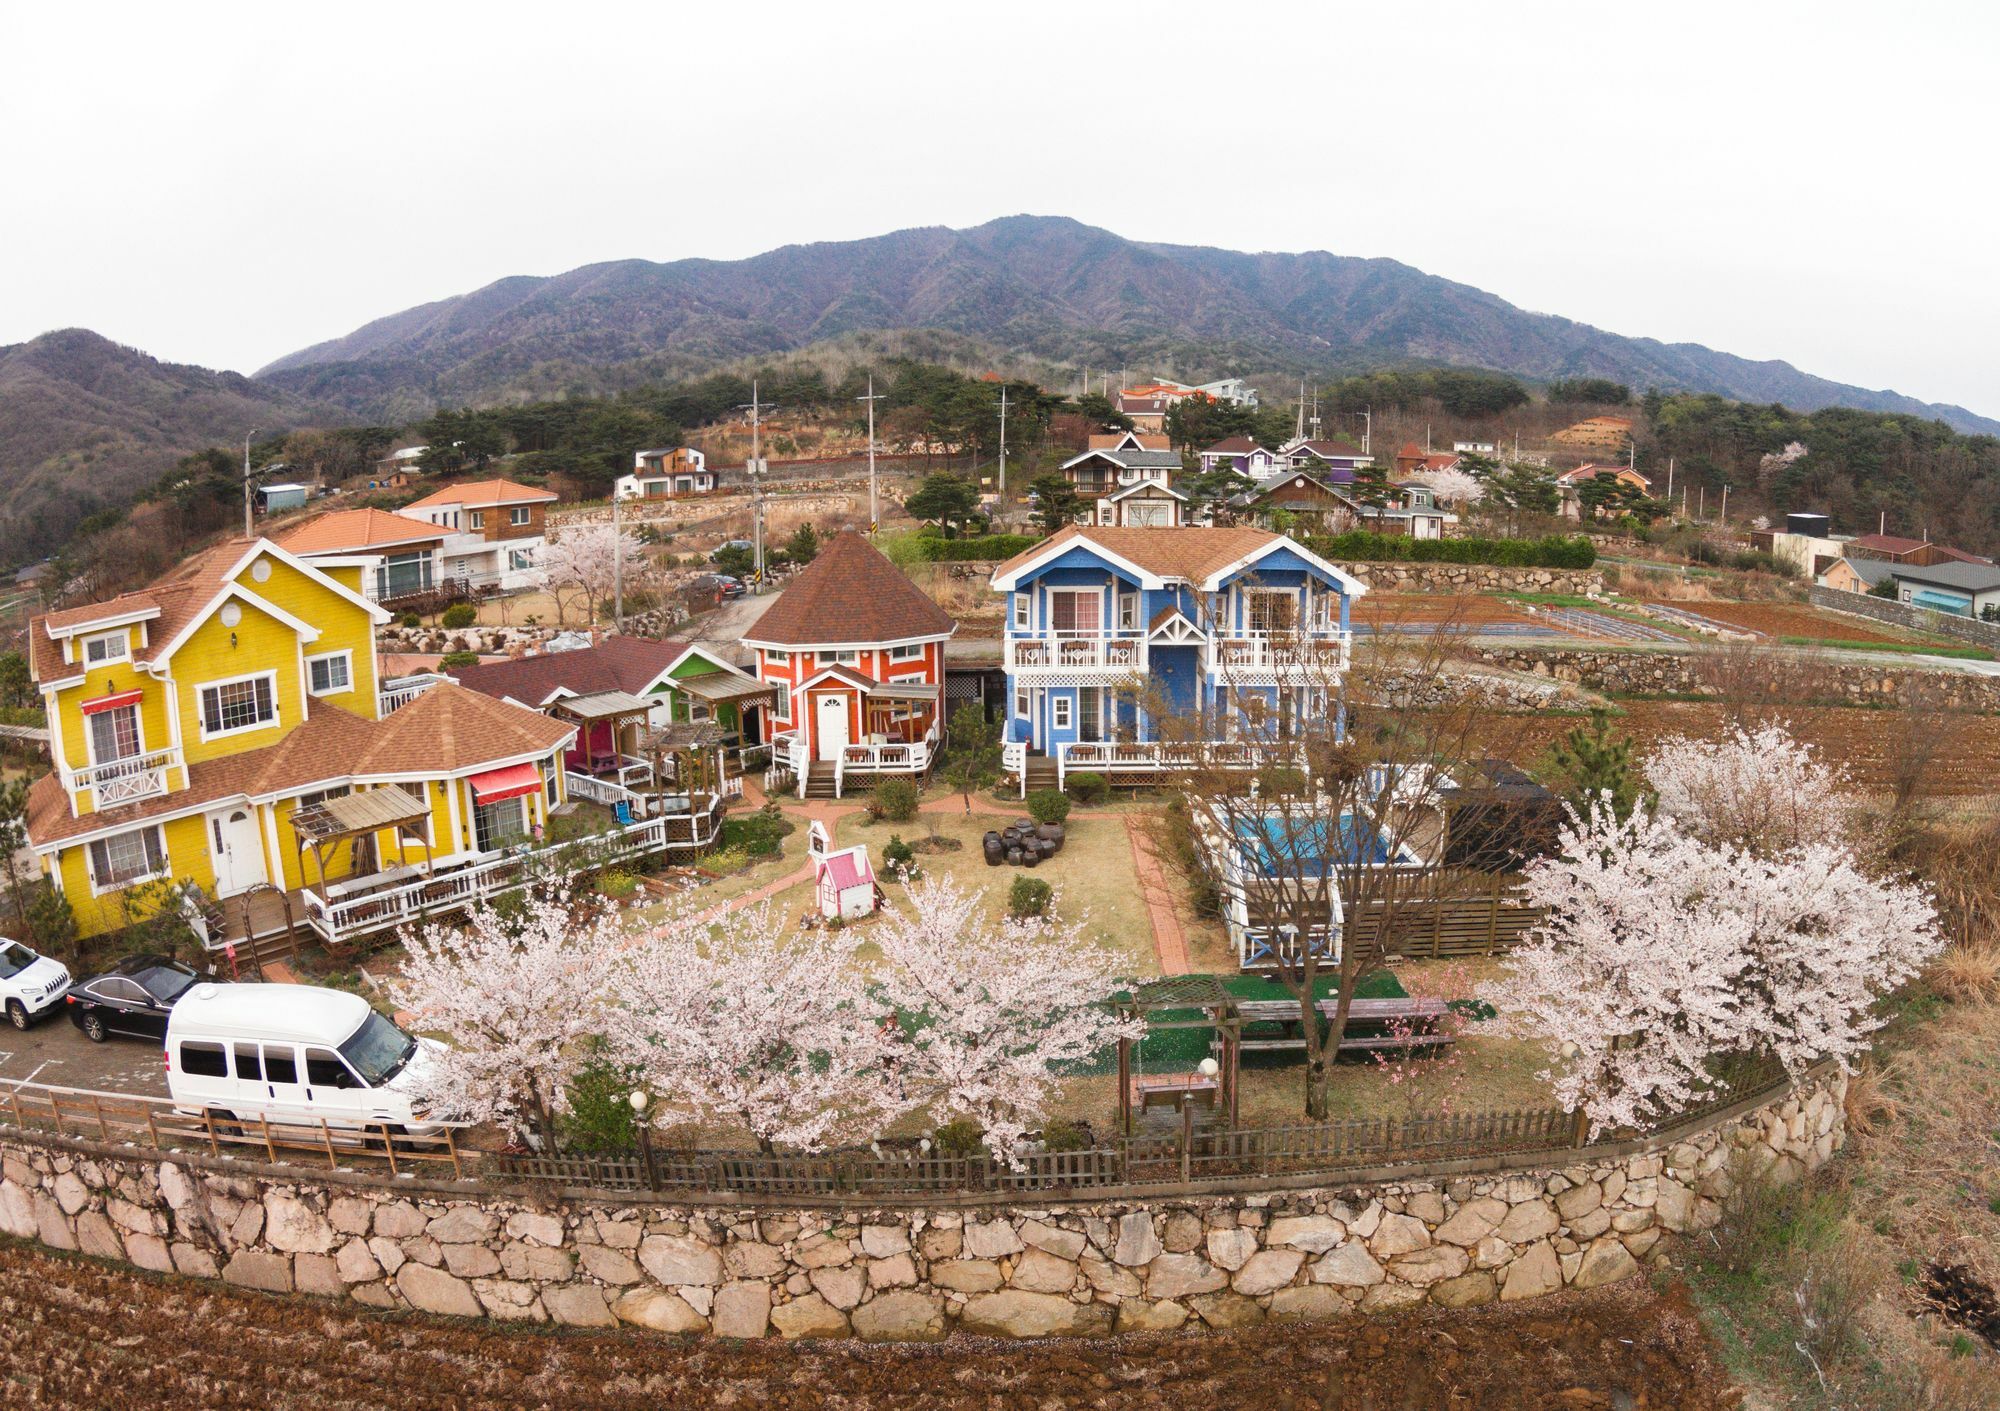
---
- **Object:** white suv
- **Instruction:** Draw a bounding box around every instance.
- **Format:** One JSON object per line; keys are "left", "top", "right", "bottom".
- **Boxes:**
{"left": 0, "top": 938, "right": 73, "bottom": 1029}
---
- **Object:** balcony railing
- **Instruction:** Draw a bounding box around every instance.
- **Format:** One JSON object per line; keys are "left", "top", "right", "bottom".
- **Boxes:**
{"left": 1055, "top": 738, "right": 1301, "bottom": 783}
{"left": 843, "top": 719, "right": 939, "bottom": 777}
{"left": 1005, "top": 634, "right": 1146, "bottom": 674}
{"left": 71, "top": 748, "right": 178, "bottom": 809}
{"left": 1207, "top": 630, "right": 1351, "bottom": 676}
{"left": 378, "top": 673, "right": 448, "bottom": 716}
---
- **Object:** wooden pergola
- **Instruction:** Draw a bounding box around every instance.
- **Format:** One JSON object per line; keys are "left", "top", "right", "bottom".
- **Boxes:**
{"left": 1115, "top": 975, "right": 1243, "bottom": 1136}
{"left": 291, "top": 787, "right": 435, "bottom": 896}
{"left": 635, "top": 720, "right": 728, "bottom": 808}
{"left": 547, "top": 690, "right": 656, "bottom": 776}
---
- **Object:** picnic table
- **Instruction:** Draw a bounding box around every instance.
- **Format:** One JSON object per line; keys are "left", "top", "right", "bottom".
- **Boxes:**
{"left": 1232, "top": 996, "right": 1456, "bottom": 1054}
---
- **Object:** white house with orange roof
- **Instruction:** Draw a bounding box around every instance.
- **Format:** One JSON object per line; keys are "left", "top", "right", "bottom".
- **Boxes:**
{"left": 399, "top": 479, "right": 559, "bottom": 591}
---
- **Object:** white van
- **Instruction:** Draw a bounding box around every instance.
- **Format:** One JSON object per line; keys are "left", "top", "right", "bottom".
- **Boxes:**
{"left": 165, "top": 983, "right": 445, "bottom": 1136}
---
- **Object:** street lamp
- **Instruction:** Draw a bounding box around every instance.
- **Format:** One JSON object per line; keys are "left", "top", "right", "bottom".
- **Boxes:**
{"left": 628, "top": 1089, "right": 655, "bottom": 1188}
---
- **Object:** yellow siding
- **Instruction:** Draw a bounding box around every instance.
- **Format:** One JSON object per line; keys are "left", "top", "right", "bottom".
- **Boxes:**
{"left": 49, "top": 631, "right": 179, "bottom": 815}
{"left": 171, "top": 604, "right": 304, "bottom": 767}
{"left": 234, "top": 552, "right": 379, "bottom": 717}
{"left": 54, "top": 811, "right": 218, "bottom": 938}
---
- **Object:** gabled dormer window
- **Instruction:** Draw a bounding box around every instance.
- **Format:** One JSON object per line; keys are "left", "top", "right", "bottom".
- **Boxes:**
{"left": 83, "top": 632, "right": 127, "bottom": 666}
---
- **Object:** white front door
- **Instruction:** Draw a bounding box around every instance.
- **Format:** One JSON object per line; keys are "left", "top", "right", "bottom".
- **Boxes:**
{"left": 209, "top": 807, "right": 268, "bottom": 897}
{"left": 815, "top": 694, "right": 850, "bottom": 762}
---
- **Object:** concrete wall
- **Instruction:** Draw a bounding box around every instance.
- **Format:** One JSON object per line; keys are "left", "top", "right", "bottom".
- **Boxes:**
{"left": 1809, "top": 586, "right": 2000, "bottom": 651}
{"left": 0, "top": 1070, "right": 1843, "bottom": 1341}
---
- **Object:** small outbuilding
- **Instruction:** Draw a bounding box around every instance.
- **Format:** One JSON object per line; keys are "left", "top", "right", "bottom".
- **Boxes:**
{"left": 806, "top": 819, "right": 880, "bottom": 920}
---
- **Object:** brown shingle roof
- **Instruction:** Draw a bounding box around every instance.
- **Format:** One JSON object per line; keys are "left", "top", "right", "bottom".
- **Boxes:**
{"left": 24, "top": 685, "right": 573, "bottom": 848}
{"left": 992, "top": 525, "right": 1287, "bottom": 584}
{"left": 742, "top": 532, "right": 956, "bottom": 648}
{"left": 29, "top": 538, "right": 258, "bottom": 684}
{"left": 402, "top": 479, "right": 558, "bottom": 511}
{"left": 275, "top": 509, "right": 447, "bottom": 554}
{"left": 450, "top": 637, "right": 696, "bottom": 706}
{"left": 1202, "top": 436, "right": 1262, "bottom": 455}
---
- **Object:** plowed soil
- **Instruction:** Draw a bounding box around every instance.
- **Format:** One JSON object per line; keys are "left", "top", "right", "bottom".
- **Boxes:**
{"left": 1491, "top": 700, "right": 2000, "bottom": 796}
{"left": 1638, "top": 600, "right": 1924, "bottom": 646}
{"left": 0, "top": 1237, "right": 1740, "bottom": 1410}
{"left": 1353, "top": 594, "right": 1546, "bottom": 628}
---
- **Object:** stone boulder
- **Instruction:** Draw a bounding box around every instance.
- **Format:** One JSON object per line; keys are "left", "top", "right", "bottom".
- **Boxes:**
{"left": 850, "top": 1290, "right": 946, "bottom": 1342}
{"left": 1231, "top": 1249, "right": 1305, "bottom": 1296}
{"left": 711, "top": 1281, "right": 772, "bottom": 1339}
{"left": 1263, "top": 1214, "right": 1346, "bottom": 1254}
{"left": 611, "top": 1286, "right": 709, "bottom": 1332}
{"left": 771, "top": 1293, "right": 850, "bottom": 1339}
{"left": 960, "top": 1290, "right": 1113, "bottom": 1339}
{"left": 396, "top": 1262, "right": 482, "bottom": 1317}
{"left": 639, "top": 1233, "right": 724, "bottom": 1287}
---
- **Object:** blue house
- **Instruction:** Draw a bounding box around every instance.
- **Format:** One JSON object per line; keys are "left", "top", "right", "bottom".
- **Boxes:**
{"left": 989, "top": 525, "right": 1366, "bottom": 790}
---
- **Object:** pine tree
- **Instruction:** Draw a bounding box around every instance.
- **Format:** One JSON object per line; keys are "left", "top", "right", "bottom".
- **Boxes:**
{"left": 1549, "top": 707, "right": 1639, "bottom": 819}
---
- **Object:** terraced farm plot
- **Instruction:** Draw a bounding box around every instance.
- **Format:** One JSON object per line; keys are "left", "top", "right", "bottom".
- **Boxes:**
{"left": 1489, "top": 702, "right": 2000, "bottom": 797}
{"left": 1640, "top": 600, "right": 1930, "bottom": 647}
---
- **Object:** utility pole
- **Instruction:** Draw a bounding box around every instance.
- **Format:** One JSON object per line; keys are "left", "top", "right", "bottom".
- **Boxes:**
{"left": 611, "top": 487, "right": 623, "bottom": 628}
{"left": 737, "top": 381, "right": 770, "bottom": 584}
{"left": 1719, "top": 484, "right": 1729, "bottom": 525}
{"left": 997, "top": 383, "right": 1009, "bottom": 497}
{"left": 1360, "top": 407, "right": 1371, "bottom": 456}
{"left": 1665, "top": 456, "right": 1675, "bottom": 504}
{"left": 242, "top": 430, "right": 258, "bottom": 538}
{"left": 857, "top": 375, "right": 883, "bottom": 532}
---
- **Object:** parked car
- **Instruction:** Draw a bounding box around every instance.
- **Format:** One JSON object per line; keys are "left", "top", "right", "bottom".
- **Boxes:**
{"left": 0, "top": 937, "right": 72, "bottom": 1030}
{"left": 166, "top": 983, "right": 445, "bottom": 1135}
{"left": 66, "top": 954, "right": 213, "bottom": 1043}
{"left": 690, "top": 573, "right": 745, "bottom": 601}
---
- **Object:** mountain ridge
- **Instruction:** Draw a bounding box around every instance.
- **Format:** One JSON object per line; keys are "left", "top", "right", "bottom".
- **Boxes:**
{"left": 258, "top": 215, "right": 2000, "bottom": 435}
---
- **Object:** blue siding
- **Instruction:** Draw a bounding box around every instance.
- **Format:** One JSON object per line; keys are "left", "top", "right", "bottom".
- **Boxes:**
{"left": 1153, "top": 645, "right": 1199, "bottom": 715}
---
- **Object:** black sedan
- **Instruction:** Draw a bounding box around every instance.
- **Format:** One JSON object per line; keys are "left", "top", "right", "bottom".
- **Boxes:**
{"left": 65, "top": 954, "right": 212, "bottom": 1043}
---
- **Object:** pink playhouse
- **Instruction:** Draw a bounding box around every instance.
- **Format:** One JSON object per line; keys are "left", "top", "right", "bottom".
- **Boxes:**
{"left": 807, "top": 820, "right": 880, "bottom": 920}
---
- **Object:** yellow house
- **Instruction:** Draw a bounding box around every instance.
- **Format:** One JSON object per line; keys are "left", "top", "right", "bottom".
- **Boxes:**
{"left": 24, "top": 537, "right": 579, "bottom": 943}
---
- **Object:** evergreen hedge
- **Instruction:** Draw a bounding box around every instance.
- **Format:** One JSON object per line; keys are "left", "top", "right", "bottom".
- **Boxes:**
{"left": 911, "top": 532, "right": 1038, "bottom": 561}
{"left": 1302, "top": 531, "right": 1596, "bottom": 569}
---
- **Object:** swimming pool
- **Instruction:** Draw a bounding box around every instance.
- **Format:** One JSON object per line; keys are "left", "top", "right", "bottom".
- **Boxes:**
{"left": 1231, "top": 812, "right": 1403, "bottom": 876}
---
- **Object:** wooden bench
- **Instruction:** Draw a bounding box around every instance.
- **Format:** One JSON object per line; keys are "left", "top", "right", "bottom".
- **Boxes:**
{"left": 1232, "top": 996, "right": 1457, "bottom": 1054}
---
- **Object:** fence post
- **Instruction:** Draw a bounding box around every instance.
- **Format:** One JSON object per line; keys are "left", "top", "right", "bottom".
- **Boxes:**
{"left": 1569, "top": 1108, "right": 1589, "bottom": 1148}
{"left": 1179, "top": 1100, "right": 1193, "bottom": 1182}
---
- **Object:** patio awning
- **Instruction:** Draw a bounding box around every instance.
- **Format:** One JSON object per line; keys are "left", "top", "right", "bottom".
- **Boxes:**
{"left": 293, "top": 787, "right": 431, "bottom": 845}
{"left": 862, "top": 680, "right": 939, "bottom": 702}
{"left": 469, "top": 762, "right": 542, "bottom": 804}
{"left": 676, "top": 672, "right": 777, "bottom": 704}
{"left": 81, "top": 688, "right": 144, "bottom": 716}
{"left": 547, "top": 689, "right": 655, "bottom": 721}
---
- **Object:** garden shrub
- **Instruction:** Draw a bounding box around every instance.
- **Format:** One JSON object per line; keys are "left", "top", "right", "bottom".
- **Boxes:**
{"left": 882, "top": 834, "right": 918, "bottom": 878}
{"left": 1009, "top": 874, "right": 1053, "bottom": 919}
{"left": 1729, "top": 550, "right": 1796, "bottom": 578}
{"left": 441, "top": 602, "right": 477, "bottom": 629}
{"left": 932, "top": 1118, "right": 986, "bottom": 1158}
{"left": 919, "top": 533, "right": 1038, "bottom": 562}
{"left": 1067, "top": 771, "right": 1107, "bottom": 804}
{"left": 1301, "top": 530, "right": 1596, "bottom": 569}
{"left": 399, "top": 612, "right": 421, "bottom": 629}
{"left": 1038, "top": 1118, "right": 1089, "bottom": 1153}
{"left": 596, "top": 870, "right": 639, "bottom": 900}
{"left": 561, "top": 1047, "right": 642, "bottom": 1154}
{"left": 720, "top": 810, "right": 790, "bottom": 857}
{"left": 438, "top": 650, "right": 479, "bottom": 669}
{"left": 1026, "top": 789, "right": 1071, "bottom": 826}
{"left": 869, "top": 776, "right": 920, "bottom": 822}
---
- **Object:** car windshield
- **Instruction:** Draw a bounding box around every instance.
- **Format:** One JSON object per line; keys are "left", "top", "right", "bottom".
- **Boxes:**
{"left": 0, "top": 942, "right": 36, "bottom": 980}
{"left": 131, "top": 963, "right": 197, "bottom": 1003}
{"left": 338, "top": 1011, "right": 419, "bottom": 1086}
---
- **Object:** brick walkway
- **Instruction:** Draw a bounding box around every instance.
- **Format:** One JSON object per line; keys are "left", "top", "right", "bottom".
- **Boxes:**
{"left": 1123, "top": 817, "right": 1191, "bottom": 975}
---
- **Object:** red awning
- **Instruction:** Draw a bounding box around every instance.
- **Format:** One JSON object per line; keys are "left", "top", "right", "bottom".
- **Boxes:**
{"left": 468, "top": 762, "right": 541, "bottom": 804}
{"left": 80, "top": 688, "right": 143, "bottom": 716}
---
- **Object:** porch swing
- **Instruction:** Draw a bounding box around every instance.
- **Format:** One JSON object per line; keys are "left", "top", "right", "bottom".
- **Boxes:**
{"left": 1114, "top": 975, "right": 1243, "bottom": 1138}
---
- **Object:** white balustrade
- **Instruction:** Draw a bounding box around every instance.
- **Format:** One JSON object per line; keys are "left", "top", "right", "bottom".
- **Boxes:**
{"left": 72, "top": 748, "right": 177, "bottom": 807}
{"left": 1207, "top": 631, "right": 1352, "bottom": 676}
{"left": 1004, "top": 634, "right": 1146, "bottom": 674}
{"left": 378, "top": 673, "right": 448, "bottom": 716}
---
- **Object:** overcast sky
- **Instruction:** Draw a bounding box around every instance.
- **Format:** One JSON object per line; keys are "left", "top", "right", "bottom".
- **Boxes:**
{"left": 4, "top": 1, "right": 1994, "bottom": 415}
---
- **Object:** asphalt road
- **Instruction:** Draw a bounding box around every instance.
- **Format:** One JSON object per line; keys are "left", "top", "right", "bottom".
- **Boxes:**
{"left": 0, "top": 1004, "right": 172, "bottom": 1097}
{"left": 685, "top": 587, "right": 779, "bottom": 665}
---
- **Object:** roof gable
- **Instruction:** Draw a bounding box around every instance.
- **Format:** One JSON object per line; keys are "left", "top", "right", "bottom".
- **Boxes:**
{"left": 741, "top": 531, "right": 956, "bottom": 648}
{"left": 402, "top": 478, "right": 559, "bottom": 511}
{"left": 450, "top": 636, "right": 694, "bottom": 704}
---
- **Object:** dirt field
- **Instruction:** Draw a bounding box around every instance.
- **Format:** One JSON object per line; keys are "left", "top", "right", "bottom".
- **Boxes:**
{"left": 1351, "top": 593, "right": 1546, "bottom": 628}
{"left": 1491, "top": 700, "right": 2000, "bottom": 797}
{"left": 0, "top": 1237, "right": 1743, "bottom": 1410}
{"left": 1643, "top": 599, "right": 1929, "bottom": 646}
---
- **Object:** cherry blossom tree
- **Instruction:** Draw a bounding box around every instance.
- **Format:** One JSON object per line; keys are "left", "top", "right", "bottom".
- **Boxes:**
{"left": 1411, "top": 466, "right": 1486, "bottom": 507}
{"left": 869, "top": 874, "right": 1143, "bottom": 1161}
{"left": 536, "top": 521, "right": 646, "bottom": 625}
{"left": 611, "top": 899, "right": 891, "bottom": 1153}
{"left": 1644, "top": 720, "right": 1848, "bottom": 854}
{"left": 1486, "top": 800, "right": 1939, "bottom": 1136}
{"left": 388, "top": 887, "right": 628, "bottom": 1148}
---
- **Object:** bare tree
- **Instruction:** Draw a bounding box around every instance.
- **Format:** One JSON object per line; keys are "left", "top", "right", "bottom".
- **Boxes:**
{"left": 1152, "top": 587, "right": 1513, "bottom": 1120}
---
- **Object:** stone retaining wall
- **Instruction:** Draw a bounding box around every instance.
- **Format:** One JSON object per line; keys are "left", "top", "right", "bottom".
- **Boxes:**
{"left": 0, "top": 1071, "right": 1843, "bottom": 1341}
{"left": 1334, "top": 563, "right": 1602, "bottom": 595}
{"left": 1808, "top": 585, "right": 2000, "bottom": 651}
{"left": 1469, "top": 645, "right": 2000, "bottom": 710}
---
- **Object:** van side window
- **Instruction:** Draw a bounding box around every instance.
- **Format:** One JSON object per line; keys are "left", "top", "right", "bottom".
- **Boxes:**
{"left": 263, "top": 1045, "right": 298, "bottom": 1084}
{"left": 233, "top": 1044, "right": 263, "bottom": 1081}
{"left": 304, "top": 1048, "right": 358, "bottom": 1089}
{"left": 179, "top": 1041, "right": 227, "bottom": 1078}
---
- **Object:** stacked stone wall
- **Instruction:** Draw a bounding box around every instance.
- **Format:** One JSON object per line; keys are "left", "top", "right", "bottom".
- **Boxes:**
{"left": 0, "top": 1071, "right": 1843, "bottom": 1340}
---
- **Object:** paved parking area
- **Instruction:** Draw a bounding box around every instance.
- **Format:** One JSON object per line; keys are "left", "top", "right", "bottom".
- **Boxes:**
{"left": 0, "top": 1010, "right": 171, "bottom": 1098}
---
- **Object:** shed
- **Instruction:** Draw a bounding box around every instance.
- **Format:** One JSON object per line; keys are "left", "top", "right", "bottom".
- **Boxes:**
{"left": 806, "top": 819, "right": 879, "bottom": 920}
{"left": 258, "top": 483, "right": 309, "bottom": 513}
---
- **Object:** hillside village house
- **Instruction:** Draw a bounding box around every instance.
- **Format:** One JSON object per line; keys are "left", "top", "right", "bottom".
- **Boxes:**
{"left": 1843, "top": 532, "right": 1991, "bottom": 567}
{"left": 400, "top": 479, "right": 558, "bottom": 592}
{"left": 1234, "top": 472, "right": 1451, "bottom": 539}
{"left": 274, "top": 508, "right": 451, "bottom": 604}
{"left": 617, "top": 447, "right": 715, "bottom": 499}
{"left": 1198, "top": 437, "right": 1290, "bottom": 482}
{"left": 14, "top": 538, "right": 689, "bottom": 950}
{"left": 1283, "top": 438, "right": 1374, "bottom": 478}
{"left": 450, "top": 638, "right": 773, "bottom": 791}
{"left": 1058, "top": 431, "right": 1183, "bottom": 507}
{"left": 744, "top": 532, "right": 956, "bottom": 798}
{"left": 1876, "top": 560, "right": 2000, "bottom": 617}
{"left": 1555, "top": 463, "right": 1652, "bottom": 519}
{"left": 1392, "top": 442, "right": 1465, "bottom": 478}
{"left": 1113, "top": 391, "right": 1175, "bottom": 433}
{"left": 990, "top": 525, "right": 1364, "bottom": 792}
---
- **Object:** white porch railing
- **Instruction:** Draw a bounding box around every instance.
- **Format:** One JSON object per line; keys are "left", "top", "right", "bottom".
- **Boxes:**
{"left": 1207, "top": 631, "right": 1352, "bottom": 676}
{"left": 70, "top": 748, "right": 179, "bottom": 808}
{"left": 1005, "top": 634, "right": 1146, "bottom": 675}
{"left": 841, "top": 719, "right": 939, "bottom": 776}
{"left": 294, "top": 802, "right": 724, "bottom": 946}
{"left": 378, "top": 673, "right": 449, "bottom": 716}
{"left": 1055, "top": 739, "right": 1304, "bottom": 788}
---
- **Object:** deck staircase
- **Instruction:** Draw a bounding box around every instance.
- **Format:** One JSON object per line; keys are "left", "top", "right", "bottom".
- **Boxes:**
{"left": 804, "top": 762, "right": 841, "bottom": 800}
{"left": 1022, "top": 757, "right": 1061, "bottom": 793}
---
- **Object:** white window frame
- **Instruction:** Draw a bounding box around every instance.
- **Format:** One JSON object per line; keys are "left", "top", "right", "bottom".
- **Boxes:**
{"left": 508, "top": 547, "right": 535, "bottom": 572}
{"left": 197, "top": 670, "right": 280, "bottom": 742}
{"left": 83, "top": 631, "right": 128, "bottom": 666}
{"left": 509, "top": 506, "right": 532, "bottom": 527}
{"left": 87, "top": 825, "right": 168, "bottom": 895}
{"left": 85, "top": 701, "right": 144, "bottom": 766}
{"left": 1049, "top": 588, "right": 1101, "bottom": 636}
{"left": 1012, "top": 594, "right": 1030, "bottom": 630}
{"left": 818, "top": 650, "right": 858, "bottom": 667}
{"left": 888, "top": 643, "right": 923, "bottom": 663}
{"left": 1246, "top": 588, "right": 1298, "bottom": 636}
{"left": 771, "top": 688, "right": 792, "bottom": 724}
{"left": 1118, "top": 592, "right": 1140, "bottom": 631}
{"left": 1014, "top": 688, "right": 1029, "bottom": 719}
{"left": 468, "top": 510, "right": 485, "bottom": 530}
{"left": 473, "top": 795, "right": 529, "bottom": 853}
{"left": 306, "top": 650, "right": 353, "bottom": 697}
{"left": 1052, "top": 695, "right": 1073, "bottom": 730}
{"left": 764, "top": 649, "right": 791, "bottom": 666}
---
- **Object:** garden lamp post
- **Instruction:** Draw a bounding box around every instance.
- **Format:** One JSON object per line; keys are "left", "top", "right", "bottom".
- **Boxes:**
{"left": 629, "top": 1089, "right": 657, "bottom": 1189}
